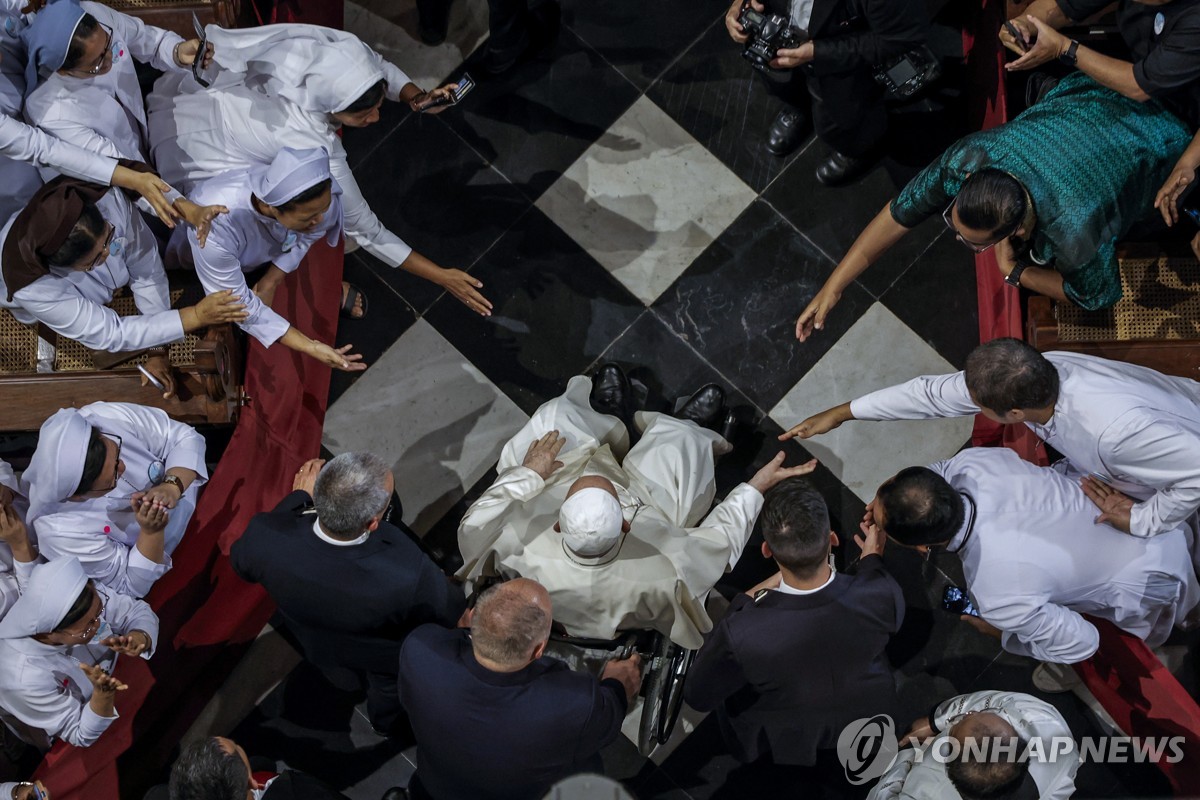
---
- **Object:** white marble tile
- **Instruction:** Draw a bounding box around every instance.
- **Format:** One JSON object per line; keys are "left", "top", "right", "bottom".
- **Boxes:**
{"left": 536, "top": 95, "right": 757, "bottom": 305}
{"left": 345, "top": 0, "right": 491, "bottom": 89}
{"left": 323, "top": 319, "right": 529, "bottom": 535}
{"left": 769, "top": 303, "right": 974, "bottom": 503}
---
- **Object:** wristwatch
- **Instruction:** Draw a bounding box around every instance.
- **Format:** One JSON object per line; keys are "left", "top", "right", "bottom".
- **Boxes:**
{"left": 1059, "top": 39, "right": 1080, "bottom": 66}
{"left": 1004, "top": 262, "right": 1028, "bottom": 288}
{"left": 161, "top": 474, "right": 185, "bottom": 493}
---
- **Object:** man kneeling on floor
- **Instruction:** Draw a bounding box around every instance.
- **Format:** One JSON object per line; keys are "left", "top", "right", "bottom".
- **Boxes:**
{"left": 457, "top": 364, "right": 817, "bottom": 649}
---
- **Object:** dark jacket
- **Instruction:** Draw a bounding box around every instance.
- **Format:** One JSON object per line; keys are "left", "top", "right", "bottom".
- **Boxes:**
{"left": 231, "top": 490, "right": 466, "bottom": 673}
{"left": 398, "top": 625, "right": 627, "bottom": 800}
{"left": 684, "top": 554, "right": 904, "bottom": 765}
{"left": 766, "top": 0, "right": 927, "bottom": 76}
{"left": 262, "top": 771, "right": 350, "bottom": 800}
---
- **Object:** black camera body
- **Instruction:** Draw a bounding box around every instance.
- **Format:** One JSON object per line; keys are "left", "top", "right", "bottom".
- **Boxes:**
{"left": 737, "top": 3, "right": 804, "bottom": 72}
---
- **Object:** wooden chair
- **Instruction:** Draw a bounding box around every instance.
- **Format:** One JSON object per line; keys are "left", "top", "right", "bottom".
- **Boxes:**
{"left": 1026, "top": 248, "right": 1200, "bottom": 380}
{"left": 95, "top": 0, "right": 241, "bottom": 37}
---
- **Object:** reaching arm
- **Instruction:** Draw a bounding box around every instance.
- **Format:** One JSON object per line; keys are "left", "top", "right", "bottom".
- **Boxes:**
{"left": 34, "top": 517, "right": 168, "bottom": 598}
{"left": 456, "top": 467, "right": 547, "bottom": 570}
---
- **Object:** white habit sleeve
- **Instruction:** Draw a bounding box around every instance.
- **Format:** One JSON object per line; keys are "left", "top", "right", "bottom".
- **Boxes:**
{"left": 850, "top": 372, "right": 980, "bottom": 421}
{"left": 101, "top": 585, "right": 159, "bottom": 658}
{"left": 13, "top": 281, "right": 184, "bottom": 352}
{"left": 188, "top": 228, "right": 291, "bottom": 346}
{"left": 1102, "top": 417, "right": 1200, "bottom": 538}
{"left": 0, "top": 114, "right": 116, "bottom": 184}
{"left": 987, "top": 598, "right": 1100, "bottom": 664}
{"left": 694, "top": 483, "right": 764, "bottom": 571}
{"left": 327, "top": 141, "right": 414, "bottom": 268}
{"left": 86, "top": 1, "right": 186, "bottom": 74}
{"left": 34, "top": 516, "right": 171, "bottom": 598}
{"left": 4, "top": 666, "right": 117, "bottom": 748}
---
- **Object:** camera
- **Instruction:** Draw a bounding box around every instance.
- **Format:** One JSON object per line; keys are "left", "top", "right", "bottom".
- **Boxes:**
{"left": 737, "top": 2, "right": 803, "bottom": 73}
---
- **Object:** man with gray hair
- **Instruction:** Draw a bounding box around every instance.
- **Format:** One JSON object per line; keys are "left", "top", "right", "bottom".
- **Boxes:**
{"left": 398, "top": 578, "right": 641, "bottom": 800}
{"left": 231, "top": 452, "right": 465, "bottom": 735}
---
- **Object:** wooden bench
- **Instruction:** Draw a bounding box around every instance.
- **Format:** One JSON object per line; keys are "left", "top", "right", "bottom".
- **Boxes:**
{"left": 96, "top": 0, "right": 241, "bottom": 37}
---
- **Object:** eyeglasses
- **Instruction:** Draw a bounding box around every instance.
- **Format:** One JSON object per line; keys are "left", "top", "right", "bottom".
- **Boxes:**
{"left": 74, "top": 23, "right": 113, "bottom": 76}
{"left": 88, "top": 225, "right": 115, "bottom": 269}
{"left": 942, "top": 200, "right": 1005, "bottom": 254}
{"left": 98, "top": 431, "right": 122, "bottom": 492}
{"left": 61, "top": 595, "right": 107, "bottom": 641}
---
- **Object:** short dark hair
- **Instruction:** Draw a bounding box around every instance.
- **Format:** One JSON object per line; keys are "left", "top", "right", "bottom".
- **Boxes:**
{"left": 168, "top": 738, "right": 249, "bottom": 800}
{"left": 275, "top": 178, "right": 333, "bottom": 212}
{"left": 760, "top": 478, "right": 831, "bottom": 577}
{"left": 947, "top": 736, "right": 1031, "bottom": 800}
{"left": 964, "top": 338, "right": 1060, "bottom": 413}
{"left": 62, "top": 14, "right": 102, "bottom": 72}
{"left": 49, "top": 202, "right": 105, "bottom": 268}
{"left": 75, "top": 428, "right": 107, "bottom": 496}
{"left": 955, "top": 169, "right": 1026, "bottom": 240}
{"left": 54, "top": 584, "right": 94, "bottom": 632}
{"left": 341, "top": 79, "right": 386, "bottom": 114}
{"left": 878, "top": 467, "right": 964, "bottom": 546}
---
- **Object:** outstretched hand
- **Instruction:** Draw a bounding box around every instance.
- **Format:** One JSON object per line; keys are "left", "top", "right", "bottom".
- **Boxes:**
{"left": 748, "top": 451, "right": 818, "bottom": 493}
{"left": 1080, "top": 475, "right": 1134, "bottom": 533}
{"left": 795, "top": 287, "right": 841, "bottom": 342}
{"left": 522, "top": 431, "right": 566, "bottom": 480}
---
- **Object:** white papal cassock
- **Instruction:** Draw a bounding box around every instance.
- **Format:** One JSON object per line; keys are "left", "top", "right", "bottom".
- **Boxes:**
{"left": 25, "top": 402, "right": 207, "bottom": 598}
{"left": 852, "top": 352, "right": 1200, "bottom": 540}
{"left": 457, "top": 375, "right": 762, "bottom": 650}
{"left": 933, "top": 448, "right": 1199, "bottom": 664}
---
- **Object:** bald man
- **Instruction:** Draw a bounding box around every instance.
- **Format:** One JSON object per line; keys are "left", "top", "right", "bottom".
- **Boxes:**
{"left": 398, "top": 579, "right": 640, "bottom": 800}
{"left": 458, "top": 370, "right": 816, "bottom": 649}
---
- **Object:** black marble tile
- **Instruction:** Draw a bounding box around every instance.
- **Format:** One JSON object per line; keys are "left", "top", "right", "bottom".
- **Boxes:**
{"left": 423, "top": 207, "right": 644, "bottom": 416}
{"left": 646, "top": 19, "right": 812, "bottom": 193}
{"left": 653, "top": 199, "right": 874, "bottom": 412}
{"left": 561, "top": 0, "right": 727, "bottom": 90}
{"left": 880, "top": 231, "right": 979, "bottom": 369}
{"left": 440, "top": 28, "right": 642, "bottom": 201}
{"left": 341, "top": 98, "right": 418, "bottom": 172}
{"left": 349, "top": 114, "right": 534, "bottom": 312}
{"left": 328, "top": 253, "right": 420, "bottom": 406}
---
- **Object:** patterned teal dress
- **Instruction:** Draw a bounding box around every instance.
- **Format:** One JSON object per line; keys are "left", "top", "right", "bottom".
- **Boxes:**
{"left": 890, "top": 72, "right": 1191, "bottom": 310}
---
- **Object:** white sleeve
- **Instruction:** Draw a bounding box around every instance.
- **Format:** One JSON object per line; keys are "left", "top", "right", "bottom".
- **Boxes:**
{"left": 189, "top": 227, "right": 290, "bottom": 347}
{"left": 101, "top": 586, "right": 160, "bottom": 658}
{"left": 13, "top": 280, "right": 184, "bottom": 352}
{"left": 121, "top": 204, "right": 172, "bottom": 317}
{"left": 695, "top": 483, "right": 765, "bottom": 571}
{"left": 86, "top": 2, "right": 186, "bottom": 74}
{"left": 457, "top": 466, "right": 545, "bottom": 571}
{"left": 989, "top": 599, "right": 1100, "bottom": 664}
{"left": 865, "top": 748, "right": 918, "bottom": 800}
{"left": 5, "top": 669, "right": 117, "bottom": 748}
{"left": 1102, "top": 417, "right": 1200, "bottom": 538}
{"left": 369, "top": 48, "right": 414, "bottom": 100}
{"left": 328, "top": 143, "right": 414, "bottom": 268}
{"left": 90, "top": 402, "right": 208, "bottom": 481}
{"left": 25, "top": 97, "right": 126, "bottom": 159}
{"left": 34, "top": 516, "right": 170, "bottom": 598}
{"left": 0, "top": 114, "right": 117, "bottom": 183}
{"left": 850, "top": 372, "right": 980, "bottom": 421}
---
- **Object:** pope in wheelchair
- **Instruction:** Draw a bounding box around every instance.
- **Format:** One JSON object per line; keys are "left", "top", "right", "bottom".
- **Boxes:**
{"left": 457, "top": 364, "right": 817, "bottom": 651}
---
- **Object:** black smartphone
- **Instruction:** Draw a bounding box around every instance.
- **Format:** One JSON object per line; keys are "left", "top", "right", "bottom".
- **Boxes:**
{"left": 942, "top": 585, "right": 980, "bottom": 617}
{"left": 191, "top": 12, "right": 211, "bottom": 88}
{"left": 1003, "top": 20, "right": 1030, "bottom": 52}
{"left": 1183, "top": 205, "right": 1200, "bottom": 228}
{"left": 420, "top": 74, "right": 476, "bottom": 112}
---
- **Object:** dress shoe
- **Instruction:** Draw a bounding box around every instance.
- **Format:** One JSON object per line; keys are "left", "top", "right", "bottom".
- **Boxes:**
{"left": 717, "top": 409, "right": 739, "bottom": 447}
{"left": 416, "top": 0, "right": 451, "bottom": 45}
{"left": 815, "top": 150, "right": 874, "bottom": 186}
{"left": 766, "top": 108, "right": 806, "bottom": 157}
{"left": 477, "top": 0, "right": 561, "bottom": 76}
{"left": 675, "top": 384, "right": 725, "bottom": 430}
{"left": 589, "top": 363, "right": 633, "bottom": 424}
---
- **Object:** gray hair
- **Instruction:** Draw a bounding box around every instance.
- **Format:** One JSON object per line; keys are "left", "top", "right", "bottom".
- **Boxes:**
{"left": 471, "top": 581, "right": 551, "bottom": 668}
{"left": 313, "top": 452, "right": 393, "bottom": 538}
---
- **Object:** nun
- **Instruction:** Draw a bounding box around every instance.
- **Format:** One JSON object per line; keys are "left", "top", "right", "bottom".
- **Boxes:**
{"left": 0, "top": 460, "right": 40, "bottom": 620}
{"left": 21, "top": 0, "right": 209, "bottom": 166}
{"left": 0, "top": 556, "right": 156, "bottom": 750}
{"left": 146, "top": 23, "right": 494, "bottom": 317}
{"left": 167, "top": 146, "right": 366, "bottom": 372}
{"left": 23, "top": 402, "right": 207, "bottom": 598}
{"left": 0, "top": 176, "right": 246, "bottom": 388}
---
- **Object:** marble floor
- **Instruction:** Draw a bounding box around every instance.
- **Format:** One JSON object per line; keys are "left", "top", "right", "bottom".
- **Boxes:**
{"left": 227, "top": 1, "right": 1176, "bottom": 798}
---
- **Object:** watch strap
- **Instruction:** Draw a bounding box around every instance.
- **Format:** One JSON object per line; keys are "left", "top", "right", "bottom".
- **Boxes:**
{"left": 1059, "top": 39, "right": 1080, "bottom": 66}
{"left": 1005, "top": 262, "right": 1027, "bottom": 288}
{"left": 161, "top": 474, "right": 185, "bottom": 492}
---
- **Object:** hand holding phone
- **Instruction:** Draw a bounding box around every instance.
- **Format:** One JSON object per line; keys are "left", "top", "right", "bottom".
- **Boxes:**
{"left": 419, "top": 74, "right": 476, "bottom": 112}
{"left": 1003, "top": 20, "right": 1031, "bottom": 52}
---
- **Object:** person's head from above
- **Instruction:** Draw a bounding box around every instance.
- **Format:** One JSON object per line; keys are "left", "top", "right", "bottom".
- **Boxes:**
{"left": 250, "top": 146, "right": 335, "bottom": 232}
{"left": 0, "top": 557, "right": 104, "bottom": 646}
{"left": 169, "top": 736, "right": 263, "bottom": 800}
{"left": 964, "top": 338, "right": 1060, "bottom": 425}
{"left": 47, "top": 201, "right": 113, "bottom": 273}
{"left": 24, "top": 410, "right": 124, "bottom": 515}
{"left": 470, "top": 578, "right": 553, "bottom": 672}
{"left": 868, "top": 467, "right": 964, "bottom": 554}
{"left": 313, "top": 452, "right": 394, "bottom": 540}
{"left": 946, "top": 712, "right": 1032, "bottom": 800}
{"left": 554, "top": 475, "right": 630, "bottom": 559}
{"left": 32, "top": 578, "right": 104, "bottom": 646}
{"left": 75, "top": 426, "right": 124, "bottom": 498}
{"left": 60, "top": 13, "right": 113, "bottom": 78}
{"left": 331, "top": 78, "right": 385, "bottom": 128}
{"left": 944, "top": 169, "right": 1033, "bottom": 254}
{"left": 760, "top": 478, "right": 836, "bottom": 581}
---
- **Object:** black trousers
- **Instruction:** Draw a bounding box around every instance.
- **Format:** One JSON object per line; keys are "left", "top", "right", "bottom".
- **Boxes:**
{"left": 760, "top": 65, "right": 888, "bottom": 158}
{"left": 415, "top": 0, "right": 532, "bottom": 56}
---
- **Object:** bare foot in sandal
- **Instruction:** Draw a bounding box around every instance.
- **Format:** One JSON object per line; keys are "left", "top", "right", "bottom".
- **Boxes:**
{"left": 341, "top": 281, "right": 367, "bottom": 319}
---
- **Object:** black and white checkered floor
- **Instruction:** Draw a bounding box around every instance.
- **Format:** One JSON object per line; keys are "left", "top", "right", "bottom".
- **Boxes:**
{"left": 227, "top": 1, "right": 1173, "bottom": 796}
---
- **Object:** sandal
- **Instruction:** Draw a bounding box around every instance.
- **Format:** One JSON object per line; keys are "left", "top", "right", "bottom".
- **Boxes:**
{"left": 340, "top": 281, "right": 368, "bottom": 320}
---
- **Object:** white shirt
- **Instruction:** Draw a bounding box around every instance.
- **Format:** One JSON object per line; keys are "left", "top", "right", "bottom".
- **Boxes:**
{"left": 311, "top": 518, "right": 369, "bottom": 547}
{"left": 790, "top": 0, "right": 816, "bottom": 32}
{"left": 29, "top": 402, "right": 208, "bottom": 598}
{"left": 166, "top": 170, "right": 344, "bottom": 346}
{"left": 146, "top": 46, "right": 416, "bottom": 269}
{"left": 0, "top": 582, "right": 158, "bottom": 749}
{"left": 851, "top": 351, "right": 1200, "bottom": 538}
{"left": 24, "top": 2, "right": 184, "bottom": 166}
{"left": 776, "top": 569, "right": 835, "bottom": 595}
{"left": 867, "top": 690, "right": 1078, "bottom": 800}
{"left": 0, "top": 188, "right": 183, "bottom": 353}
{"left": 933, "top": 448, "right": 1199, "bottom": 664}
{"left": 0, "top": 104, "right": 115, "bottom": 184}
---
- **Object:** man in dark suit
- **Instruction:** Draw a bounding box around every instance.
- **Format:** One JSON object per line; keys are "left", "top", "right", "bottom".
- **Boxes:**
{"left": 725, "top": 0, "right": 928, "bottom": 183}
{"left": 685, "top": 479, "right": 904, "bottom": 778}
{"left": 230, "top": 453, "right": 465, "bottom": 735}
{"left": 398, "top": 578, "right": 642, "bottom": 800}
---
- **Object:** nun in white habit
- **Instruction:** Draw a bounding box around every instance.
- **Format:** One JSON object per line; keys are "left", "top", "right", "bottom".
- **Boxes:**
{"left": 166, "top": 146, "right": 367, "bottom": 372}
{"left": 24, "top": 402, "right": 207, "bottom": 598}
{"left": 0, "top": 460, "right": 41, "bottom": 620}
{"left": 0, "top": 556, "right": 157, "bottom": 750}
{"left": 146, "top": 23, "right": 494, "bottom": 316}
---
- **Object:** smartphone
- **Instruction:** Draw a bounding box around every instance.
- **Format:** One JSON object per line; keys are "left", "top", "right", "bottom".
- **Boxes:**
{"left": 1184, "top": 206, "right": 1200, "bottom": 228}
{"left": 942, "top": 585, "right": 980, "bottom": 617}
{"left": 136, "top": 363, "right": 166, "bottom": 391}
{"left": 421, "top": 74, "right": 476, "bottom": 111}
{"left": 1003, "top": 20, "right": 1030, "bottom": 52}
{"left": 191, "top": 13, "right": 211, "bottom": 88}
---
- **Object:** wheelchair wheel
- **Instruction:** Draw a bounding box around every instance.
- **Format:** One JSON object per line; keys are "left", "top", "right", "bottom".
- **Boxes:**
{"left": 636, "top": 634, "right": 694, "bottom": 756}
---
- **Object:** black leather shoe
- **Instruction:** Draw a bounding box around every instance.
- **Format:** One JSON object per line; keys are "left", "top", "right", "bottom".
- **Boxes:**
{"left": 380, "top": 789, "right": 410, "bottom": 800}
{"left": 675, "top": 384, "right": 725, "bottom": 430}
{"left": 416, "top": 0, "right": 451, "bottom": 45}
{"left": 478, "top": 0, "right": 561, "bottom": 75}
{"left": 815, "top": 150, "right": 874, "bottom": 186}
{"left": 766, "top": 108, "right": 806, "bottom": 157}
{"left": 589, "top": 363, "right": 633, "bottom": 423}
{"left": 717, "top": 409, "right": 739, "bottom": 447}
